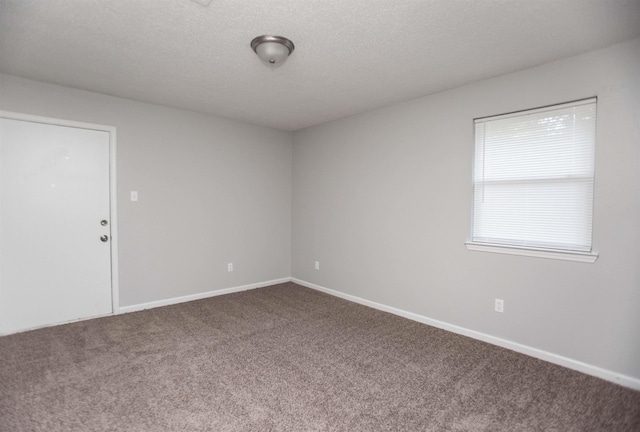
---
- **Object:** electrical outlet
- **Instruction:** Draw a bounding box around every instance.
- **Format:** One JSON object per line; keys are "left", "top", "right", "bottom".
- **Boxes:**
{"left": 314, "top": 261, "right": 320, "bottom": 270}
{"left": 227, "top": 263, "right": 233, "bottom": 272}
{"left": 495, "top": 299, "right": 504, "bottom": 313}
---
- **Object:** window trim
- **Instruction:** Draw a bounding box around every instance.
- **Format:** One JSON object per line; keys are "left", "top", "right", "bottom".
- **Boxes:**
{"left": 468, "top": 98, "right": 598, "bottom": 263}
{"left": 465, "top": 241, "right": 598, "bottom": 263}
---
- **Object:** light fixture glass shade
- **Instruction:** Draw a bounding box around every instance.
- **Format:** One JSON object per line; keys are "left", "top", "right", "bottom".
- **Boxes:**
{"left": 251, "top": 35, "right": 294, "bottom": 67}
{"left": 256, "top": 42, "right": 290, "bottom": 65}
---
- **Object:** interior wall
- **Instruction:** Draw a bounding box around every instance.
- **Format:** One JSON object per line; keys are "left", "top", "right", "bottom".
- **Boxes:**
{"left": 0, "top": 73, "right": 293, "bottom": 307}
{"left": 292, "top": 38, "right": 640, "bottom": 380}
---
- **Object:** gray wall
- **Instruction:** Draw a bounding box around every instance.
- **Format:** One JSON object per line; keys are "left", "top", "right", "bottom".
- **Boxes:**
{"left": 0, "top": 73, "right": 292, "bottom": 307}
{"left": 292, "top": 38, "right": 640, "bottom": 380}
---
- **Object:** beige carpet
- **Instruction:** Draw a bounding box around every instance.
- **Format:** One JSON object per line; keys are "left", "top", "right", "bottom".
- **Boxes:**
{"left": 1, "top": 282, "right": 638, "bottom": 431}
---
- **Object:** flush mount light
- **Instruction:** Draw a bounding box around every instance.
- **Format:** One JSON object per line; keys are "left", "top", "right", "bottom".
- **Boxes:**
{"left": 250, "top": 35, "right": 295, "bottom": 67}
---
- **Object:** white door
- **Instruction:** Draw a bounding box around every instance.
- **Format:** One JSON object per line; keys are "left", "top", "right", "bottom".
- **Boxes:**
{"left": 0, "top": 116, "right": 113, "bottom": 334}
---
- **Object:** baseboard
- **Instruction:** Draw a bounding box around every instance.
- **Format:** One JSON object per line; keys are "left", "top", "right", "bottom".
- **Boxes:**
{"left": 118, "top": 277, "right": 292, "bottom": 314}
{"left": 291, "top": 278, "right": 640, "bottom": 391}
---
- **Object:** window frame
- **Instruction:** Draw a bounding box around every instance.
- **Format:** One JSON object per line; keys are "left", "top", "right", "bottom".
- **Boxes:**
{"left": 466, "top": 99, "right": 599, "bottom": 263}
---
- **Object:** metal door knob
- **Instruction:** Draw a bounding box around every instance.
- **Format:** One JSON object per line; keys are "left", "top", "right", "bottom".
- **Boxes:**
{"left": 100, "top": 235, "right": 109, "bottom": 242}
{"left": 101, "top": 220, "right": 108, "bottom": 226}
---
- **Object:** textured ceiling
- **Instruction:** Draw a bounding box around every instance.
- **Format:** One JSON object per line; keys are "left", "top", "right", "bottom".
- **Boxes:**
{"left": 1, "top": 0, "right": 640, "bottom": 131}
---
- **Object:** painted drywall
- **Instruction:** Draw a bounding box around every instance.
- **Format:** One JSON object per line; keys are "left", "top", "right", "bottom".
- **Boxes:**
{"left": 0, "top": 73, "right": 292, "bottom": 307}
{"left": 292, "top": 38, "right": 640, "bottom": 380}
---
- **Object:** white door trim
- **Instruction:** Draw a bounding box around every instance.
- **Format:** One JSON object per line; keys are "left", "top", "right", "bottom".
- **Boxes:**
{"left": 0, "top": 110, "right": 120, "bottom": 315}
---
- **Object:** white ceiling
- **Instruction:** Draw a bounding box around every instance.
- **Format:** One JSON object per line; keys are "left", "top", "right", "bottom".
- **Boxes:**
{"left": 1, "top": 0, "right": 640, "bottom": 131}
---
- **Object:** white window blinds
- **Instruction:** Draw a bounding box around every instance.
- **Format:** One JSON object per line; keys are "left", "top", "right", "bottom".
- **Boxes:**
{"left": 472, "top": 98, "right": 597, "bottom": 253}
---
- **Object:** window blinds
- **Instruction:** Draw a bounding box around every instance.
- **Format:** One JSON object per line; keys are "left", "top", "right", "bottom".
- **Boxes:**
{"left": 472, "top": 98, "right": 596, "bottom": 252}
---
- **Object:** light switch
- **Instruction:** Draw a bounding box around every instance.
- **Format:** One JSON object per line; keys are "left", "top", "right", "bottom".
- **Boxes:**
{"left": 130, "top": 191, "right": 138, "bottom": 202}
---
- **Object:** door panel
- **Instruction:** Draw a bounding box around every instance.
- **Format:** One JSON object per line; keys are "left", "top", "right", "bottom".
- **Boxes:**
{"left": 0, "top": 118, "right": 112, "bottom": 334}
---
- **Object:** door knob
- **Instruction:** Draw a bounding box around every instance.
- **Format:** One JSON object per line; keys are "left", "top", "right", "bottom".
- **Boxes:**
{"left": 100, "top": 235, "right": 109, "bottom": 242}
{"left": 100, "top": 220, "right": 108, "bottom": 226}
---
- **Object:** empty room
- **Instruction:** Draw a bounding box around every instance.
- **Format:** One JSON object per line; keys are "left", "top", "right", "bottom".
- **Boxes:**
{"left": 1, "top": 1, "right": 639, "bottom": 430}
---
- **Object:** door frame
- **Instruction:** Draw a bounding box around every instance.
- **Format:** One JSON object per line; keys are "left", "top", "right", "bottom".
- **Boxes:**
{"left": 0, "top": 110, "right": 120, "bottom": 316}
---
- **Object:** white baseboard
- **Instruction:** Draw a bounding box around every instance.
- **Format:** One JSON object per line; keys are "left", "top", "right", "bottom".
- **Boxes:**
{"left": 291, "top": 278, "right": 640, "bottom": 391}
{"left": 118, "top": 277, "right": 291, "bottom": 314}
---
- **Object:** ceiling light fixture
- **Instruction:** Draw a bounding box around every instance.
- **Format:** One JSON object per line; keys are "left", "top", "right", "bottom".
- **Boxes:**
{"left": 251, "top": 35, "right": 295, "bottom": 67}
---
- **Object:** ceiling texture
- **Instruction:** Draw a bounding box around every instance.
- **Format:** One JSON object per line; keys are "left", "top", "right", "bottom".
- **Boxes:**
{"left": 1, "top": 0, "right": 640, "bottom": 131}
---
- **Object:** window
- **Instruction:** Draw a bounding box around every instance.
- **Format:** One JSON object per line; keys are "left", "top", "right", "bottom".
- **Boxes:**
{"left": 467, "top": 98, "right": 598, "bottom": 262}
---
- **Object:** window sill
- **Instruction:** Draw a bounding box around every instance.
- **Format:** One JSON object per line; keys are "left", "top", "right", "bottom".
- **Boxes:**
{"left": 465, "top": 242, "right": 598, "bottom": 263}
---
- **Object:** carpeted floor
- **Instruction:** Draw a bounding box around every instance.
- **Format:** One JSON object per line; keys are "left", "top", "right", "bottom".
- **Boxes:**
{"left": 0, "top": 282, "right": 638, "bottom": 431}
